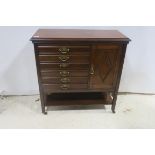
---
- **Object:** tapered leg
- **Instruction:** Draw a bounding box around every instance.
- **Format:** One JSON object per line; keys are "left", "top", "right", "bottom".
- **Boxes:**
{"left": 44, "top": 106, "right": 48, "bottom": 115}
{"left": 111, "top": 92, "right": 117, "bottom": 113}
{"left": 104, "top": 92, "right": 115, "bottom": 113}
{"left": 42, "top": 107, "right": 47, "bottom": 114}
{"left": 40, "top": 93, "right": 47, "bottom": 115}
{"left": 40, "top": 98, "right": 47, "bottom": 114}
{"left": 42, "top": 105, "right": 47, "bottom": 115}
{"left": 111, "top": 106, "right": 116, "bottom": 113}
{"left": 43, "top": 94, "right": 48, "bottom": 115}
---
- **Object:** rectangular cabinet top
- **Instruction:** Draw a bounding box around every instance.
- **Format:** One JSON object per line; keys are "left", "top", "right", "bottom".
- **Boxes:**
{"left": 31, "top": 29, "right": 131, "bottom": 42}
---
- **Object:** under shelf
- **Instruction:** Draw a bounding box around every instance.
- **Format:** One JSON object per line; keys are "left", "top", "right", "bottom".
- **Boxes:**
{"left": 46, "top": 92, "right": 112, "bottom": 106}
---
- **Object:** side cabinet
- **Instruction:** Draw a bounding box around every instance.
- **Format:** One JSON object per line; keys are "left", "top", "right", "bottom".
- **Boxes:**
{"left": 31, "top": 29, "right": 130, "bottom": 114}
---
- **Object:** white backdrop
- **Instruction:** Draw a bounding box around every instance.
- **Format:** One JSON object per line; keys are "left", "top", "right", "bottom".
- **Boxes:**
{"left": 0, "top": 26, "right": 155, "bottom": 95}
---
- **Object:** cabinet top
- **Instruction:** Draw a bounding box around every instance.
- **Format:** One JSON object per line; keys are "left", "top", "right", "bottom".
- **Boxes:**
{"left": 31, "top": 29, "right": 131, "bottom": 42}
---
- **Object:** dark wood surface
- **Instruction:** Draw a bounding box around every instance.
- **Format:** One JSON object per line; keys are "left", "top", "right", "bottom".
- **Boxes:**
{"left": 38, "top": 45, "right": 90, "bottom": 55}
{"left": 46, "top": 92, "right": 112, "bottom": 106}
{"left": 31, "top": 29, "right": 130, "bottom": 114}
{"left": 39, "top": 63, "right": 90, "bottom": 70}
{"left": 31, "top": 29, "right": 130, "bottom": 42}
{"left": 42, "top": 77, "right": 88, "bottom": 84}
{"left": 41, "top": 70, "right": 89, "bottom": 77}
{"left": 39, "top": 55, "right": 90, "bottom": 63}
{"left": 90, "top": 44, "right": 121, "bottom": 89}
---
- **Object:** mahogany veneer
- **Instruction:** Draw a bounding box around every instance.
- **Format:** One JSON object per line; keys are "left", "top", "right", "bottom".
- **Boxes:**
{"left": 31, "top": 29, "right": 130, "bottom": 114}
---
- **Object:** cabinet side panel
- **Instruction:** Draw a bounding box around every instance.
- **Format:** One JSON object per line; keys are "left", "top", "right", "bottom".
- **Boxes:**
{"left": 33, "top": 44, "right": 46, "bottom": 112}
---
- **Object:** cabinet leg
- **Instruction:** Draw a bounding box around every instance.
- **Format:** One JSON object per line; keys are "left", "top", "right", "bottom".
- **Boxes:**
{"left": 44, "top": 106, "right": 48, "bottom": 115}
{"left": 111, "top": 92, "right": 117, "bottom": 114}
{"left": 41, "top": 107, "right": 47, "bottom": 115}
{"left": 43, "top": 95, "right": 48, "bottom": 115}
{"left": 41, "top": 104, "right": 48, "bottom": 114}
{"left": 111, "top": 106, "right": 116, "bottom": 113}
{"left": 41, "top": 106, "right": 45, "bottom": 114}
{"left": 40, "top": 93, "right": 48, "bottom": 115}
{"left": 40, "top": 98, "right": 46, "bottom": 114}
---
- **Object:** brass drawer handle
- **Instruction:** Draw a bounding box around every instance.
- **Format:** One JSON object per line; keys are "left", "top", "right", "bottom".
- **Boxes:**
{"left": 90, "top": 65, "right": 95, "bottom": 75}
{"left": 59, "top": 55, "right": 70, "bottom": 62}
{"left": 58, "top": 47, "right": 70, "bottom": 54}
{"left": 60, "top": 71, "right": 70, "bottom": 76}
{"left": 59, "top": 63, "right": 69, "bottom": 68}
{"left": 60, "top": 77, "right": 70, "bottom": 83}
{"left": 60, "top": 84, "right": 70, "bottom": 90}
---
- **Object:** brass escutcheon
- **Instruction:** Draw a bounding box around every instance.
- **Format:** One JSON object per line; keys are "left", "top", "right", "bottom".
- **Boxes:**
{"left": 58, "top": 47, "right": 70, "bottom": 54}
{"left": 60, "top": 77, "right": 70, "bottom": 83}
{"left": 59, "top": 71, "right": 70, "bottom": 76}
{"left": 60, "top": 84, "right": 70, "bottom": 90}
{"left": 59, "top": 55, "right": 70, "bottom": 62}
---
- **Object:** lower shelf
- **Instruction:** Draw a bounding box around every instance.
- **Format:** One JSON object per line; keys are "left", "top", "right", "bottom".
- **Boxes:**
{"left": 46, "top": 92, "right": 112, "bottom": 106}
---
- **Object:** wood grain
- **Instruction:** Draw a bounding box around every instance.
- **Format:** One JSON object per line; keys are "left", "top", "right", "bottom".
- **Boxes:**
{"left": 31, "top": 29, "right": 130, "bottom": 42}
{"left": 31, "top": 29, "right": 130, "bottom": 114}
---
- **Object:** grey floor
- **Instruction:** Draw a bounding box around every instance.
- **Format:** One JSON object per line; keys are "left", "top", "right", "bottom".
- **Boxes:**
{"left": 0, "top": 94, "right": 155, "bottom": 128}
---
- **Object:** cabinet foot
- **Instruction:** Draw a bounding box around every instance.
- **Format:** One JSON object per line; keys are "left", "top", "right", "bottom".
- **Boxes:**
{"left": 44, "top": 106, "right": 48, "bottom": 115}
{"left": 43, "top": 111, "right": 48, "bottom": 115}
{"left": 42, "top": 109, "right": 47, "bottom": 115}
{"left": 112, "top": 108, "right": 116, "bottom": 113}
{"left": 42, "top": 106, "right": 48, "bottom": 115}
{"left": 111, "top": 104, "right": 116, "bottom": 113}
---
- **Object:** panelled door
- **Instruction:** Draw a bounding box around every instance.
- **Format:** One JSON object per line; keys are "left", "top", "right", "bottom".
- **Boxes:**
{"left": 90, "top": 44, "right": 122, "bottom": 90}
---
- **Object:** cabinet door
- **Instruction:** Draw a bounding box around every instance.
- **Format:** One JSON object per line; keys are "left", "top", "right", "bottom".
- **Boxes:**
{"left": 90, "top": 44, "right": 122, "bottom": 90}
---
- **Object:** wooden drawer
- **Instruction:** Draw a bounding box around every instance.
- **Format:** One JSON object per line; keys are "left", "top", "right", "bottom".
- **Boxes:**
{"left": 38, "top": 45, "right": 90, "bottom": 55}
{"left": 43, "top": 84, "right": 88, "bottom": 93}
{"left": 42, "top": 77, "right": 88, "bottom": 84}
{"left": 41, "top": 70, "right": 89, "bottom": 77}
{"left": 40, "top": 63, "right": 89, "bottom": 70}
{"left": 39, "top": 55, "right": 90, "bottom": 63}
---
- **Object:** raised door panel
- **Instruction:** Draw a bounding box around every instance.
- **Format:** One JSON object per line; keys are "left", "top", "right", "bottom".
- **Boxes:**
{"left": 90, "top": 44, "right": 122, "bottom": 90}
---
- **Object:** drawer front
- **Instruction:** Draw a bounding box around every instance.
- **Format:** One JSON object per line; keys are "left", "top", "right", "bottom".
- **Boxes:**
{"left": 39, "top": 55, "right": 90, "bottom": 63}
{"left": 42, "top": 77, "right": 88, "bottom": 84}
{"left": 37, "top": 45, "right": 90, "bottom": 92}
{"left": 40, "top": 63, "right": 89, "bottom": 70}
{"left": 41, "top": 70, "right": 89, "bottom": 77}
{"left": 43, "top": 84, "right": 88, "bottom": 93}
{"left": 38, "top": 45, "right": 90, "bottom": 55}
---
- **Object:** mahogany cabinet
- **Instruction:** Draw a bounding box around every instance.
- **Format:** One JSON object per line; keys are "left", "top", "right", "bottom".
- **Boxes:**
{"left": 31, "top": 29, "right": 130, "bottom": 114}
